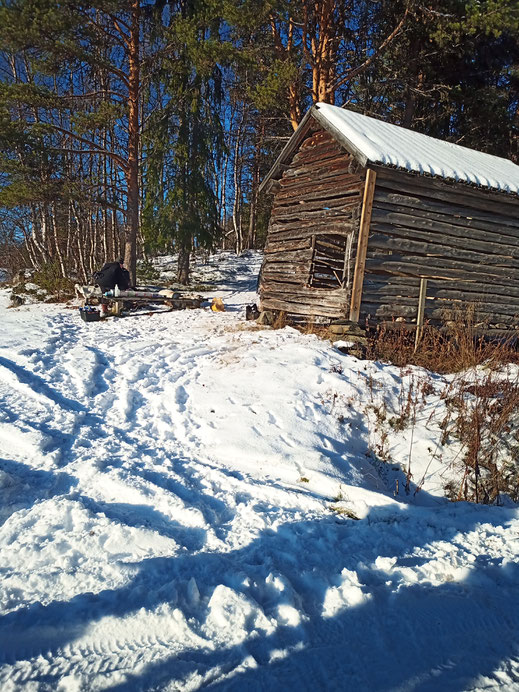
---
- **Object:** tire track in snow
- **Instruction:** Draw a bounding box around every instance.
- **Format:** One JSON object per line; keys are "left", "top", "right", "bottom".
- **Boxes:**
{"left": 0, "top": 608, "right": 212, "bottom": 690}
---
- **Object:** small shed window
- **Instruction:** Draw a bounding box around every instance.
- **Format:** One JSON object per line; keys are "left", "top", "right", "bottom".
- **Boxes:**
{"left": 309, "top": 234, "right": 350, "bottom": 289}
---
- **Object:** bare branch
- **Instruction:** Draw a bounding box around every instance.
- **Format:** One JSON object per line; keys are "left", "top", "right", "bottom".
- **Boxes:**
{"left": 47, "top": 124, "right": 129, "bottom": 171}
{"left": 334, "top": 9, "right": 409, "bottom": 93}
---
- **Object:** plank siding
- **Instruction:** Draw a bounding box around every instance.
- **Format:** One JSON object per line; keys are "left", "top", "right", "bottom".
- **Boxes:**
{"left": 360, "top": 167, "right": 519, "bottom": 328}
{"left": 260, "top": 128, "right": 364, "bottom": 319}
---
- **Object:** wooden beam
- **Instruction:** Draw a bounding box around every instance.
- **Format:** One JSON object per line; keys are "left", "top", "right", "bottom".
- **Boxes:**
{"left": 414, "top": 277, "right": 428, "bottom": 351}
{"left": 349, "top": 168, "right": 377, "bottom": 321}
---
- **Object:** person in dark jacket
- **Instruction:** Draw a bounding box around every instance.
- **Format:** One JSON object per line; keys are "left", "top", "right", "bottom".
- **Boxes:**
{"left": 94, "top": 258, "right": 130, "bottom": 292}
{"left": 94, "top": 258, "right": 131, "bottom": 316}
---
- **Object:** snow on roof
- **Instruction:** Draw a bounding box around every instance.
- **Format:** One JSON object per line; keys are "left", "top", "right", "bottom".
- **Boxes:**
{"left": 314, "top": 103, "right": 519, "bottom": 195}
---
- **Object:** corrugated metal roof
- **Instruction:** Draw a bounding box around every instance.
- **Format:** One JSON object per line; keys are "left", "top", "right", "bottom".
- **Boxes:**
{"left": 314, "top": 103, "right": 519, "bottom": 195}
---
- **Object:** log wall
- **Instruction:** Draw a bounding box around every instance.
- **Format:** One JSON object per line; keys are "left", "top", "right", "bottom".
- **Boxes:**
{"left": 260, "top": 128, "right": 364, "bottom": 319}
{"left": 361, "top": 167, "right": 519, "bottom": 328}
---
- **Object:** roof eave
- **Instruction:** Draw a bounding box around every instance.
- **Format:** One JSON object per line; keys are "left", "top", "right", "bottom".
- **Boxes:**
{"left": 312, "top": 104, "right": 368, "bottom": 168}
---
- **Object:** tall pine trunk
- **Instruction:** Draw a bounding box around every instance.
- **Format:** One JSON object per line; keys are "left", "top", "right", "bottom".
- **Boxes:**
{"left": 125, "top": 0, "right": 140, "bottom": 286}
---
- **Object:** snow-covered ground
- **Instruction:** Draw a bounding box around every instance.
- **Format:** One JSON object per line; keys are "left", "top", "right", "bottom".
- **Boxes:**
{"left": 0, "top": 252, "right": 518, "bottom": 691}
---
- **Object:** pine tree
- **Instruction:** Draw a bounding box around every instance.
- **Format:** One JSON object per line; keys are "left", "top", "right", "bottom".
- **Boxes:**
{"left": 0, "top": 0, "right": 150, "bottom": 283}
{"left": 142, "top": 0, "right": 226, "bottom": 283}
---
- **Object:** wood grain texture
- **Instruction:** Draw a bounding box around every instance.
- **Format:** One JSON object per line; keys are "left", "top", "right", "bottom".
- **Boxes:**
{"left": 349, "top": 168, "right": 377, "bottom": 321}
{"left": 360, "top": 167, "right": 519, "bottom": 328}
{"left": 260, "top": 128, "right": 363, "bottom": 319}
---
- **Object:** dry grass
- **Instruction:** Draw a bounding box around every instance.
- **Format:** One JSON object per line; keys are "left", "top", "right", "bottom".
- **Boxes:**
{"left": 257, "top": 306, "right": 519, "bottom": 504}
{"left": 442, "top": 370, "right": 519, "bottom": 504}
{"left": 366, "top": 310, "right": 519, "bottom": 374}
{"left": 361, "top": 307, "right": 519, "bottom": 504}
{"left": 271, "top": 310, "right": 288, "bottom": 330}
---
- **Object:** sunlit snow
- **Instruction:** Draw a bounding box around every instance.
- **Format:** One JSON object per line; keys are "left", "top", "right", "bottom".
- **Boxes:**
{"left": 0, "top": 252, "right": 518, "bottom": 691}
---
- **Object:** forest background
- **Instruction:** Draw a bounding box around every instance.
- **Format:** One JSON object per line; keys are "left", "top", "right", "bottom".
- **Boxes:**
{"left": 0, "top": 0, "right": 517, "bottom": 286}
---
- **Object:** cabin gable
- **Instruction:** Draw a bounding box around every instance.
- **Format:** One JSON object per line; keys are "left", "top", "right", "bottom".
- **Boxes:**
{"left": 260, "top": 126, "right": 366, "bottom": 320}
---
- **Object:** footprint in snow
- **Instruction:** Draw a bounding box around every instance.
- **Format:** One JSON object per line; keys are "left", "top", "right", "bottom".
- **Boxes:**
{"left": 175, "top": 385, "right": 188, "bottom": 411}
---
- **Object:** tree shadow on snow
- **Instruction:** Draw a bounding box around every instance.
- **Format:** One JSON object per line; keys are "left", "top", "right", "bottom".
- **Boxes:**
{"left": 0, "top": 355, "right": 88, "bottom": 414}
{"left": 0, "top": 458, "right": 77, "bottom": 527}
{"left": 0, "top": 502, "right": 517, "bottom": 691}
{"left": 111, "top": 505, "right": 519, "bottom": 691}
{"left": 72, "top": 494, "right": 207, "bottom": 552}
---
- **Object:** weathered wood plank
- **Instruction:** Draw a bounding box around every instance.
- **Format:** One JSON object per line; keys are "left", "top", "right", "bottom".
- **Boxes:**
{"left": 276, "top": 184, "right": 363, "bottom": 208}
{"left": 259, "top": 274, "right": 301, "bottom": 286}
{"left": 368, "top": 233, "right": 519, "bottom": 269}
{"left": 265, "top": 238, "right": 312, "bottom": 254}
{"left": 271, "top": 202, "right": 361, "bottom": 223}
{"left": 261, "top": 296, "right": 347, "bottom": 318}
{"left": 263, "top": 248, "right": 313, "bottom": 264}
{"left": 283, "top": 158, "right": 354, "bottom": 180}
{"left": 349, "top": 169, "right": 377, "bottom": 321}
{"left": 363, "top": 284, "right": 519, "bottom": 302}
{"left": 300, "top": 130, "right": 334, "bottom": 149}
{"left": 275, "top": 178, "right": 364, "bottom": 205}
{"left": 273, "top": 193, "right": 363, "bottom": 215}
{"left": 371, "top": 207, "right": 519, "bottom": 251}
{"left": 367, "top": 249, "right": 519, "bottom": 279}
{"left": 373, "top": 167, "right": 519, "bottom": 218}
{"left": 262, "top": 261, "right": 309, "bottom": 274}
{"left": 278, "top": 161, "right": 360, "bottom": 189}
{"left": 360, "top": 301, "right": 519, "bottom": 325}
{"left": 292, "top": 146, "right": 348, "bottom": 166}
{"left": 360, "top": 292, "right": 519, "bottom": 316}
{"left": 261, "top": 288, "right": 348, "bottom": 309}
{"left": 268, "top": 222, "right": 357, "bottom": 244}
{"left": 363, "top": 276, "right": 519, "bottom": 298}
{"left": 373, "top": 191, "right": 519, "bottom": 236}
{"left": 364, "top": 257, "right": 519, "bottom": 282}
{"left": 370, "top": 217, "right": 519, "bottom": 257}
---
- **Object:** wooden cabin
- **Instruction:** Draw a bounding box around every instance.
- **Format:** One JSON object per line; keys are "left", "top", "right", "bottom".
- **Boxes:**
{"left": 259, "top": 103, "right": 519, "bottom": 331}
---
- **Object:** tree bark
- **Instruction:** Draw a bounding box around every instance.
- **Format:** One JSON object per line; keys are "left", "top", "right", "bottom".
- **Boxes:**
{"left": 125, "top": 0, "right": 140, "bottom": 285}
{"left": 177, "top": 245, "right": 190, "bottom": 284}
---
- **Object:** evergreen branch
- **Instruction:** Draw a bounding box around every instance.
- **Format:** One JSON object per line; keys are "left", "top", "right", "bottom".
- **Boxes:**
{"left": 106, "top": 12, "right": 131, "bottom": 33}
{"left": 47, "top": 90, "right": 126, "bottom": 102}
{"left": 46, "top": 125, "right": 129, "bottom": 171}
{"left": 334, "top": 9, "right": 409, "bottom": 92}
{"left": 110, "top": 15, "right": 132, "bottom": 49}
{"left": 75, "top": 8, "right": 129, "bottom": 53}
{"left": 50, "top": 147, "right": 124, "bottom": 162}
